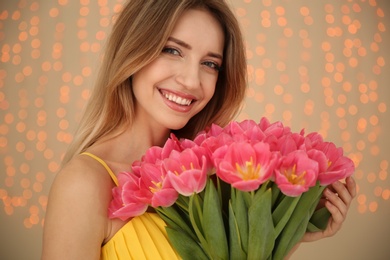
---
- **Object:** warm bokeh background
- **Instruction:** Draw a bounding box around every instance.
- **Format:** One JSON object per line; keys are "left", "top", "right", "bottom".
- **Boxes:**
{"left": 1, "top": 0, "right": 389, "bottom": 259}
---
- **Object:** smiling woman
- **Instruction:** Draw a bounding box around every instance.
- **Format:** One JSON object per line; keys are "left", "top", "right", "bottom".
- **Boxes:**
{"left": 41, "top": 0, "right": 247, "bottom": 259}
{"left": 39, "top": 0, "right": 359, "bottom": 259}
{"left": 1, "top": 0, "right": 389, "bottom": 259}
{"left": 132, "top": 9, "right": 224, "bottom": 130}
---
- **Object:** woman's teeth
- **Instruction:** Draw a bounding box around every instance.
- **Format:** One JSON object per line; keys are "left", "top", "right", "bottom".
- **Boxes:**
{"left": 163, "top": 92, "right": 192, "bottom": 106}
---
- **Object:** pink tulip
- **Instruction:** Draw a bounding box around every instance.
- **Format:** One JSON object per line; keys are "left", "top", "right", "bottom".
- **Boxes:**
{"left": 109, "top": 160, "right": 179, "bottom": 220}
{"left": 258, "top": 117, "right": 291, "bottom": 139}
{"left": 164, "top": 148, "right": 208, "bottom": 196}
{"left": 320, "top": 155, "right": 354, "bottom": 186}
{"left": 138, "top": 163, "right": 178, "bottom": 207}
{"left": 108, "top": 172, "right": 149, "bottom": 220}
{"left": 141, "top": 146, "right": 163, "bottom": 164}
{"left": 303, "top": 133, "right": 355, "bottom": 185}
{"left": 314, "top": 142, "right": 355, "bottom": 185}
{"left": 108, "top": 188, "right": 149, "bottom": 221}
{"left": 274, "top": 150, "right": 318, "bottom": 196}
{"left": 173, "top": 135, "right": 214, "bottom": 170}
{"left": 307, "top": 149, "right": 329, "bottom": 174}
{"left": 213, "top": 142, "right": 276, "bottom": 192}
{"left": 304, "top": 132, "right": 325, "bottom": 149}
{"left": 200, "top": 133, "right": 235, "bottom": 165}
{"left": 162, "top": 134, "right": 184, "bottom": 158}
{"left": 258, "top": 118, "right": 294, "bottom": 153}
{"left": 274, "top": 132, "right": 306, "bottom": 155}
{"left": 231, "top": 120, "right": 266, "bottom": 142}
{"left": 193, "top": 123, "right": 224, "bottom": 144}
{"left": 224, "top": 120, "right": 249, "bottom": 137}
{"left": 141, "top": 135, "right": 183, "bottom": 164}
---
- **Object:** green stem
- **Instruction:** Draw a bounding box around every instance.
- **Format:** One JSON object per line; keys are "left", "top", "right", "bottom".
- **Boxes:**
{"left": 194, "top": 193, "right": 204, "bottom": 225}
{"left": 188, "top": 194, "right": 211, "bottom": 258}
{"left": 175, "top": 199, "right": 189, "bottom": 213}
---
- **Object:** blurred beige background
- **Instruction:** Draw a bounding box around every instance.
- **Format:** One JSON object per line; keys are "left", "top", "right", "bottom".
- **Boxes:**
{"left": 1, "top": 0, "right": 389, "bottom": 259}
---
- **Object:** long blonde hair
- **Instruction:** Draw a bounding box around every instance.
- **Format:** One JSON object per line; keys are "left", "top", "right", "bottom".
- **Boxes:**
{"left": 63, "top": 0, "right": 247, "bottom": 165}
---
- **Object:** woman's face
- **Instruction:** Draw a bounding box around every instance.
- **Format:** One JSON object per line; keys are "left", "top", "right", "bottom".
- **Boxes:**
{"left": 132, "top": 8, "right": 224, "bottom": 131}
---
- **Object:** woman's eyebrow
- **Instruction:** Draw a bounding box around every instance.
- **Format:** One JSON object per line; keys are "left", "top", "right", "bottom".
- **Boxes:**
{"left": 168, "top": 36, "right": 192, "bottom": 49}
{"left": 167, "top": 36, "right": 223, "bottom": 60}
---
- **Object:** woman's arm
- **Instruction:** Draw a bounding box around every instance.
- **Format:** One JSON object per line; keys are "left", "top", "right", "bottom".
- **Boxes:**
{"left": 42, "top": 158, "right": 112, "bottom": 260}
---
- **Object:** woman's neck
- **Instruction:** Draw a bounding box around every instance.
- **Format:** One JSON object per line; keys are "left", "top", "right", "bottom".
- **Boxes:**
{"left": 89, "top": 122, "right": 170, "bottom": 165}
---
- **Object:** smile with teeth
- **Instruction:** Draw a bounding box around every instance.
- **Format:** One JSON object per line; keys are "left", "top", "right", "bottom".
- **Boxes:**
{"left": 161, "top": 91, "right": 194, "bottom": 106}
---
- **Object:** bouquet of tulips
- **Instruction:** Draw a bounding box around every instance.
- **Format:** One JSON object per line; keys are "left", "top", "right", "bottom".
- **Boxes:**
{"left": 109, "top": 117, "right": 355, "bottom": 260}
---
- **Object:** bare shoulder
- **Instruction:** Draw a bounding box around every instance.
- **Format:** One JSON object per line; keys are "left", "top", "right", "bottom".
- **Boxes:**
{"left": 48, "top": 154, "right": 114, "bottom": 214}
{"left": 42, "top": 154, "right": 114, "bottom": 259}
{"left": 53, "top": 155, "right": 113, "bottom": 198}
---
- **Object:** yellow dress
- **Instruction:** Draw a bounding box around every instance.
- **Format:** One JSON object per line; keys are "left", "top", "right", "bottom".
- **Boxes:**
{"left": 81, "top": 152, "right": 180, "bottom": 260}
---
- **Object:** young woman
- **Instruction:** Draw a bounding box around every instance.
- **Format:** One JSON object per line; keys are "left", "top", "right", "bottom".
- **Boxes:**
{"left": 42, "top": 0, "right": 356, "bottom": 259}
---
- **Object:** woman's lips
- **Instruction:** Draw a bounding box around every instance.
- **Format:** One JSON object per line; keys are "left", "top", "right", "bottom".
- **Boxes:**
{"left": 159, "top": 88, "right": 197, "bottom": 112}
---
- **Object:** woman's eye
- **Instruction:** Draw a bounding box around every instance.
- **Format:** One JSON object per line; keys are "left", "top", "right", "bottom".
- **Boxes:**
{"left": 162, "top": 47, "right": 181, "bottom": 56}
{"left": 203, "top": 61, "right": 222, "bottom": 72}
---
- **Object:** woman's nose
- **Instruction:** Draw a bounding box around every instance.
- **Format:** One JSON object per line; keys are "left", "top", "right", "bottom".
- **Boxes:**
{"left": 175, "top": 62, "right": 201, "bottom": 89}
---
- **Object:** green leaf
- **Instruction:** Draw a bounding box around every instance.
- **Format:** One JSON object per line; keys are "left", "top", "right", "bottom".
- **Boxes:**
{"left": 305, "top": 185, "right": 327, "bottom": 232}
{"left": 308, "top": 185, "right": 326, "bottom": 214}
{"left": 189, "top": 194, "right": 204, "bottom": 235}
{"left": 203, "top": 179, "right": 229, "bottom": 260}
{"left": 156, "top": 206, "right": 196, "bottom": 241}
{"left": 231, "top": 189, "right": 249, "bottom": 253}
{"left": 306, "top": 221, "right": 321, "bottom": 233}
{"left": 272, "top": 194, "right": 301, "bottom": 238}
{"left": 166, "top": 227, "right": 209, "bottom": 260}
{"left": 257, "top": 180, "right": 270, "bottom": 196}
{"left": 216, "top": 177, "right": 231, "bottom": 232}
{"left": 175, "top": 194, "right": 190, "bottom": 212}
{"left": 228, "top": 201, "right": 247, "bottom": 259}
{"left": 247, "top": 188, "right": 275, "bottom": 260}
{"left": 242, "top": 190, "right": 252, "bottom": 208}
{"left": 271, "top": 182, "right": 281, "bottom": 209}
{"left": 189, "top": 193, "right": 211, "bottom": 257}
{"left": 307, "top": 206, "right": 331, "bottom": 232}
{"left": 284, "top": 212, "right": 311, "bottom": 257}
{"left": 273, "top": 183, "right": 322, "bottom": 260}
